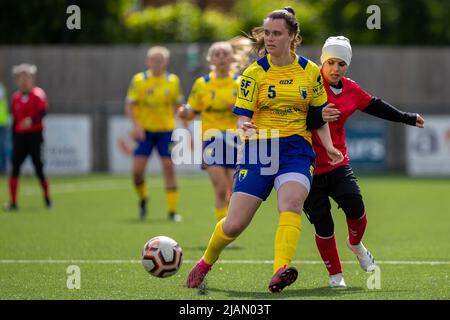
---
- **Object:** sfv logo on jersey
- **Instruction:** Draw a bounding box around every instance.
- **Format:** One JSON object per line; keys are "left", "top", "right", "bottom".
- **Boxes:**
{"left": 239, "top": 76, "right": 255, "bottom": 102}
{"left": 240, "top": 79, "right": 252, "bottom": 97}
{"left": 299, "top": 86, "right": 308, "bottom": 99}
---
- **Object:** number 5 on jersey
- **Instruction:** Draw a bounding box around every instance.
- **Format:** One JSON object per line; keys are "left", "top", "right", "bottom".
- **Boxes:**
{"left": 268, "top": 85, "right": 276, "bottom": 99}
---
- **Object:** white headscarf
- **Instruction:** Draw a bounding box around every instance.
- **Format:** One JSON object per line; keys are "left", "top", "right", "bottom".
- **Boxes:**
{"left": 12, "top": 63, "right": 37, "bottom": 75}
{"left": 320, "top": 36, "right": 352, "bottom": 66}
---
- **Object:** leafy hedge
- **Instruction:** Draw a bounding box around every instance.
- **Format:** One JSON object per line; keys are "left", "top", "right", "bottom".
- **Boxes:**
{"left": 0, "top": 0, "right": 447, "bottom": 45}
{"left": 124, "top": 2, "right": 241, "bottom": 43}
{"left": 123, "top": 0, "right": 322, "bottom": 44}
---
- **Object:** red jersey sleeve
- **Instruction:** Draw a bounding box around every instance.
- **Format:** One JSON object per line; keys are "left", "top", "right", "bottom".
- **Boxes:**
{"left": 353, "top": 82, "right": 373, "bottom": 111}
{"left": 33, "top": 87, "right": 48, "bottom": 112}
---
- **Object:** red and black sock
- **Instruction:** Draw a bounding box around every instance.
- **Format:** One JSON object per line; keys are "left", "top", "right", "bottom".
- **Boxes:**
{"left": 9, "top": 177, "right": 18, "bottom": 205}
{"left": 315, "top": 234, "right": 342, "bottom": 275}
{"left": 40, "top": 179, "right": 50, "bottom": 200}
{"left": 346, "top": 212, "right": 367, "bottom": 246}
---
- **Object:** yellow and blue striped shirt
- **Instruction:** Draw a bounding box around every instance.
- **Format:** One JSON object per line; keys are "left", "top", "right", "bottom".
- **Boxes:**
{"left": 234, "top": 53, "right": 327, "bottom": 143}
{"left": 126, "top": 70, "right": 182, "bottom": 132}
{"left": 188, "top": 71, "right": 239, "bottom": 140}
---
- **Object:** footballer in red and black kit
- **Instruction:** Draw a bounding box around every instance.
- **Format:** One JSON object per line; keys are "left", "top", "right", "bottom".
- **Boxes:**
{"left": 305, "top": 37, "right": 425, "bottom": 287}
{"left": 3, "top": 64, "right": 51, "bottom": 211}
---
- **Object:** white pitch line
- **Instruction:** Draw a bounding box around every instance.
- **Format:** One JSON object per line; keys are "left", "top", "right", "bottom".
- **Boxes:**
{"left": 21, "top": 179, "right": 210, "bottom": 196}
{"left": 21, "top": 181, "right": 133, "bottom": 196}
{"left": 0, "top": 259, "right": 449, "bottom": 265}
{"left": 0, "top": 259, "right": 141, "bottom": 264}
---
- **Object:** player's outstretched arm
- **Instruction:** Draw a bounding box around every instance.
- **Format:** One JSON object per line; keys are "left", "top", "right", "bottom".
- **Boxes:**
{"left": 362, "top": 97, "right": 425, "bottom": 128}
{"left": 316, "top": 123, "right": 344, "bottom": 165}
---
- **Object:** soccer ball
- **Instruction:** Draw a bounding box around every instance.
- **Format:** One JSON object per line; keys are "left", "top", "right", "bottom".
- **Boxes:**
{"left": 141, "top": 236, "right": 183, "bottom": 278}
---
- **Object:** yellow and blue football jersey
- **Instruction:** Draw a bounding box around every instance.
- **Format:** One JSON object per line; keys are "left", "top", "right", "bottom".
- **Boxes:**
{"left": 234, "top": 53, "right": 327, "bottom": 143}
{"left": 126, "top": 70, "right": 182, "bottom": 132}
{"left": 188, "top": 71, "right": 239, "bottom": 140}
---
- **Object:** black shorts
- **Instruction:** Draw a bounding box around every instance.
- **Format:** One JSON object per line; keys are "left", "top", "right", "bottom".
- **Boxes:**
{"left": 303, "top": 164, "right": 361, "bottom": 224}
{"left": 12, "top": 131, "right": 44, "bottom": 166}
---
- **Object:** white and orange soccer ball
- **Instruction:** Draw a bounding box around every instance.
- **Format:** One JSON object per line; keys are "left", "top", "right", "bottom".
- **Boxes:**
{"left": 141, "top": 236, "right": 183, "bottom": 278}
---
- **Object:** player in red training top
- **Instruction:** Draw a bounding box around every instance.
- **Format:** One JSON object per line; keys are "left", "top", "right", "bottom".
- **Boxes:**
{"left": 305, "top": 36, "right": 425, "bottom": 288}
{"left": 3, "top": 64, "right": 51, "bottom": 211}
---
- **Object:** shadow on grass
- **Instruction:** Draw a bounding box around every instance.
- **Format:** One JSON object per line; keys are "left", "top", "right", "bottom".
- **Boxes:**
{"left": 202, "top": 285, "right": 411, "bottom": 299}
{"left": 123, "top": 217, "right": 179, "bottom": 225}
{"left": 205, "top": 286, "right": 364, "bottom": 299}
{"left": 182, "top": 245, "right": 244, "bottom": 252}
{"left": 1, "top": 206, "right": 51, "bottom": 215}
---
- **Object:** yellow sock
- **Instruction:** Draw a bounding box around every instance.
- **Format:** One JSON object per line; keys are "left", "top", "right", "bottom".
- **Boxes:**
{"left": 135, "top": 181, "right": 148, "bottom": 201}
{"left": 203, "top": 218, "right": 235, "bottom": 265}
{"left": 214, "top": 207, "right": 228, "bottom": 222}
{"left": 273, "top": 211, "right": 302, "bottom": 274}
{"left": 166, "top": 189, "right": 178, "bottom": 213}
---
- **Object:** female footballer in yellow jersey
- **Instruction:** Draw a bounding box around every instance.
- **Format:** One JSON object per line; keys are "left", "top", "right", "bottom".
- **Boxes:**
{"left": 187, "top": 7, "right": 343, "bottom": 292}
{"left": 178, "top": 41, "right": 243, "bottom": 223}
{"left": 125, "top": 46, "right": 182, "bottom": 221}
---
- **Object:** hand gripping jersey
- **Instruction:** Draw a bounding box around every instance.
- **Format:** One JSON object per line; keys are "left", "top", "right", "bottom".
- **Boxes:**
{"left": 312, "top": 71, "right": 373, "bottom": 175}
{"left": 233, "top": 53, "right": 328, "bottom": 143}
{"left": 126, "top": 70, "right": 182, "bottom": 132}
{"left": 188, "top": 71, "right": 239, "bottom": 140}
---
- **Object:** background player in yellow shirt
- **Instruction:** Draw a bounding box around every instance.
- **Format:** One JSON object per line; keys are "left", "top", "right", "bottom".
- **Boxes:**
{"left": 186, "top": 7, "right": 343, "bottom": 293}
{"left": 125, "top": 46, "right": 182, "bottom": 221}
{"left": 178, "top": 40, "right": 249, "bottom": 223}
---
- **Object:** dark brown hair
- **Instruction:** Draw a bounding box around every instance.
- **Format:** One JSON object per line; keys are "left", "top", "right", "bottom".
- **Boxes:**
{"left": 250, "top": 7, "right": 302, "bottom": 57}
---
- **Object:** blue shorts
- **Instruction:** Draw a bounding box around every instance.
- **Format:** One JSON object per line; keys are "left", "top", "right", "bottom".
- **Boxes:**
{"left": 202, "top": 132, "right": 240, "bottom": 170}
{"left": 233, "top": 135, "right": 315, "bottom": 201}
{"left": 134, "top": 131, "right": 173, "bottom": 158}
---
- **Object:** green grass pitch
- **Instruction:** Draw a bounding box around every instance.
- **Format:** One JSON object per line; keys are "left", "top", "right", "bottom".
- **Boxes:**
{"left": 0, "top": 174, "right": 449, "bottom": 300}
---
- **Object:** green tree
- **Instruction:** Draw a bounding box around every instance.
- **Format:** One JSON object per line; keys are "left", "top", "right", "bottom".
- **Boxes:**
{"left": 233, "top": 0, "right": 322, "bottom": 44}
{"left": 0, "top": 0, "right": 126, "bottom": 44}
{"left": 0, "top": 0, "right": 447, "bottom": 45}
{"left": 318, "top": 0, "right": 449, "bottom": 45}
{"left": 123, "top": 2, "right": 240, "bottom": 43}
